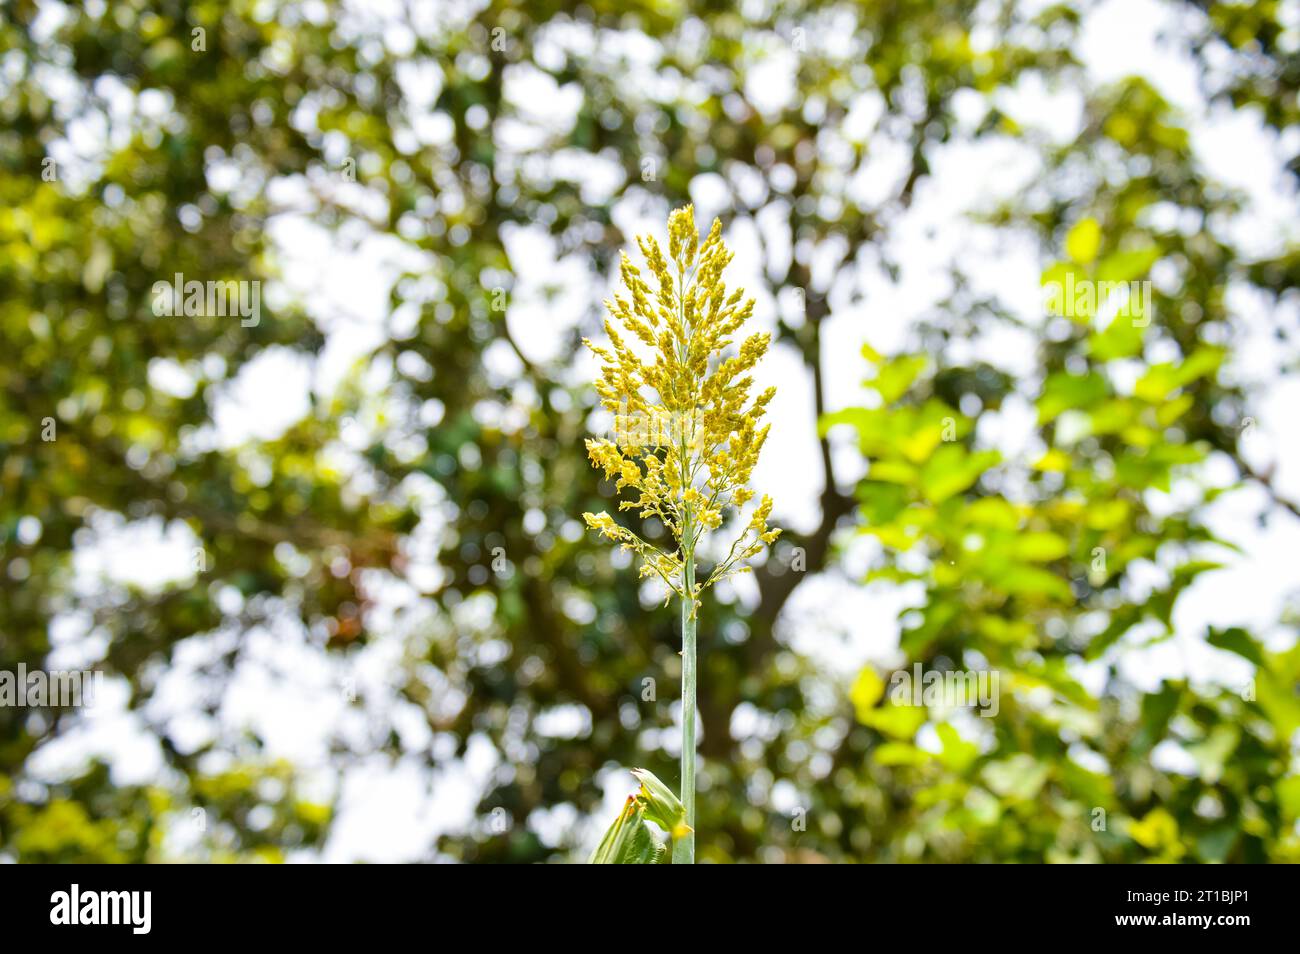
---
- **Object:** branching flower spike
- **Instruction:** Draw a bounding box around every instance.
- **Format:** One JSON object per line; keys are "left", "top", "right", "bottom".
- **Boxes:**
{"left": 583, "top": 206, "right": 780, "bottom": 864}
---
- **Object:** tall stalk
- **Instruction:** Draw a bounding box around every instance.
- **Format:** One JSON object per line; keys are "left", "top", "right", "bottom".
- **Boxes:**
{"left": 583, "top": 206, "right": 780, "bottom": 864}
{"left": 674, "top": 281, "right": 698, "bottom": 864}
{"left": 674, "top": 537, "right": 697, "bottom": 864}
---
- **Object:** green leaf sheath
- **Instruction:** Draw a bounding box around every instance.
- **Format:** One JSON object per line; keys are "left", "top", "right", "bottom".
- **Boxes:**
{"left": 631, "top": 767, "right": 690, "bottom": 839}
{"left": 589, "top": 797, "right": 665, "bottom": 864}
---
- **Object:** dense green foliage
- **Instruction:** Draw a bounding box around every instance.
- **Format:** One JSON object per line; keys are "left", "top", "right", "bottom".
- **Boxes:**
{"left": 1, "top": 0, "right": 1296, "bottom": 862}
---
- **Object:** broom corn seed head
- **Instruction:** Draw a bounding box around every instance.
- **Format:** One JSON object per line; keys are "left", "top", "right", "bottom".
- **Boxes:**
{"left": 582, "top": 206, "right": 780, "bottom": 607}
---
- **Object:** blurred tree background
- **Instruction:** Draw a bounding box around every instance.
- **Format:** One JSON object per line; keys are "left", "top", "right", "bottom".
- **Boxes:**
{"left": 1, "top": 0, "right": 1297, "bottom": 862}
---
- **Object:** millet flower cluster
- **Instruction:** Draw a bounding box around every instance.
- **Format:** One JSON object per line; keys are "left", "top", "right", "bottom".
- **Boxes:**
{"left": 582, "top": 206, "right": 780, "bottom": 608}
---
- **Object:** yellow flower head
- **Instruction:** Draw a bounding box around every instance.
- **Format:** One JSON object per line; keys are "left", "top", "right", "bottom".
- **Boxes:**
{"left": 582, "top": 206, "right": 781, "bottom": 602}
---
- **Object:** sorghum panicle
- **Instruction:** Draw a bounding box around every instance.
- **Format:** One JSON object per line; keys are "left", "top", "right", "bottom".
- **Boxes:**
{"left": 582, "top": 205, "right": 780, "bottom": 608}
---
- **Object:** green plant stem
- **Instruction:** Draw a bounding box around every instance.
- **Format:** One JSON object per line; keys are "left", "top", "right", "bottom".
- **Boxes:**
{"left": 674, "top": 533, "right": 697, "bottom": 864}
{"left": 672, "top": 258, "right": 698, "bottom": 865}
